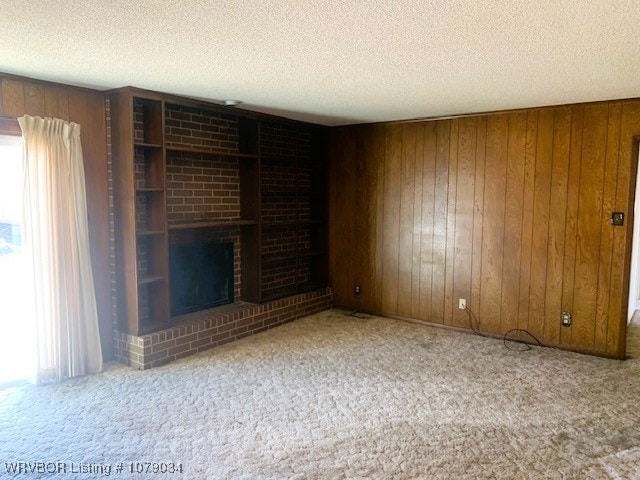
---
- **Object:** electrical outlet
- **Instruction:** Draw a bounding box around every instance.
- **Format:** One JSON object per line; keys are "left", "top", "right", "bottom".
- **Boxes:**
{"left": 354, "top": 284, "right": 361, "bottom": 294}
{"left": 561, "top": 311, "right": 572, "bottom": 327}
{"left": 458, "top": 298, "right": 466, "bottom": 310}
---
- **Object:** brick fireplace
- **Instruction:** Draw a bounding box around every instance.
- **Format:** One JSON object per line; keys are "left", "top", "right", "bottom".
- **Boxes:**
{"left": 108, "top": 97, "right": 331, "bottom": 368}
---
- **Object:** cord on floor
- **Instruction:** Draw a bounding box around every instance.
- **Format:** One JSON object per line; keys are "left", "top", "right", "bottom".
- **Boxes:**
{"left": 464, "top": 306, "right": 546, "bottom": 351}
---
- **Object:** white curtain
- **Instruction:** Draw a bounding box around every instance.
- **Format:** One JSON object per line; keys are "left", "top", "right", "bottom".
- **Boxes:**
{"left": 19, "top": 115, "right": 102, "bottom": 383}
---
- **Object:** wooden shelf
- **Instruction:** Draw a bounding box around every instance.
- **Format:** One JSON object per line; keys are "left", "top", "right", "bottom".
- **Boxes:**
{"left": 262, "top": 220, "right": 299, "bottom": 227}
{"left": 138, "top": 274, "right": 165, "bottom": 286}
{"left": 262, "top": 251, "right": 297, "bottom": 265}
{"left": 166, "top": 146, "right": 258, "bottom": 159}
{"left": 136, "top": 187, "right": 164, "bottom": 193}
{"left": 261, "top": 282, "right": 326, "bottom": 303}
{"left": 110, "top": 92, "right": 170, "bottom": 335}
{"left": 134, "top": 142, "right": 163, "bottom": 149}
{"left": 262, "top": 250, "right": 326, "bottom": 266}
{"left": 136, "top": 230, "right": 165, "bottom": 237}
{"left": 261, "top": 219, "right": 325, "bottom": 227}
{"left": 168, "top": 219, "right": 258, "bottom": 230}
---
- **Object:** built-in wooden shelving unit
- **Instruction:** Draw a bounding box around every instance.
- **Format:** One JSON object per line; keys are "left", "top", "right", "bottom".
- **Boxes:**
{"left": 109, "top": 87, "right": 328, "bottom": 336}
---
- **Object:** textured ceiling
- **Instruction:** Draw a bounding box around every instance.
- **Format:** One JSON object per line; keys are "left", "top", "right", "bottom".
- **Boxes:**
{"left": 0, "top": 1, "right": 639, "bottom": 126}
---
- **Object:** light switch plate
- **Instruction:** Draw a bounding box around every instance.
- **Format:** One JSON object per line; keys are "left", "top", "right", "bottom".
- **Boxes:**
{"left": 611, "top": 212, "right": 624, "bottom": 226}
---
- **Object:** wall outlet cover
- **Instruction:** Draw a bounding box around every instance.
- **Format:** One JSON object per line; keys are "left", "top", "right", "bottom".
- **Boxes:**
{"left": 611, "top": 212, "right": 624, "bottom": 226}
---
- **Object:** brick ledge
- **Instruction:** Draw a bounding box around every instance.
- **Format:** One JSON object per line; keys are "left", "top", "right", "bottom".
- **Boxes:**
{"left": 114, "top": 287, "right": 333, "bottom": 369}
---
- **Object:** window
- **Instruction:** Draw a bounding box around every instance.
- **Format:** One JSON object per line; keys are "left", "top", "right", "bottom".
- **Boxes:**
{"left": 0, "top": 134, "right": 32, "bottom": 385}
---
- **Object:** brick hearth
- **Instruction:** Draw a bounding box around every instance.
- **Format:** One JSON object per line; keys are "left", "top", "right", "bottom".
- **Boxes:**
{"left": 115, "top": 287, "right": 333, "bottom": 369}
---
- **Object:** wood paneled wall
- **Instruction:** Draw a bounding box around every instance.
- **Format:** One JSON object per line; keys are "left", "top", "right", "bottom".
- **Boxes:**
{"left": 330, "top": 100, "right": 640, "bottom": 358}
{"left": 0, "top": 73, "right": 112, "bottom": 359}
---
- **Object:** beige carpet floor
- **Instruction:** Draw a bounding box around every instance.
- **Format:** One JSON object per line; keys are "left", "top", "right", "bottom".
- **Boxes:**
{"left": 1, "top": 309, "right": 640, "bottom": 479}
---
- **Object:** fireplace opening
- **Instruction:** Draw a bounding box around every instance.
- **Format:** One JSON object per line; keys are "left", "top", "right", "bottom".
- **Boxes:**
{"left": 169, "top": 241, "right": 234, "bottom": 316}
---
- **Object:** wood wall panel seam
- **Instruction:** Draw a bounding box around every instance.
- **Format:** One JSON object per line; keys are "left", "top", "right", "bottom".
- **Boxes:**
{"left": 498, "top": 116, "right": 512, "bottom": 334}
{"left": 410, "top": 125, "right": 425, "bottom": 318}
{"left": 594, "top": 103, "right": 619, "bottom": 352}
{"left": 535, "top": 109, "right": 555, "bottom": 341}
{"left": 374, "top": 125, "right": 386, "bottom": 312}
{"left": 574, "top": 104, "right": 609, "bottom": 350}
{"left": 398, "top": 124, "right": 416, "bottom": 317}
{"left": 590, "top": 103, "right": 610, "bottom": 350}
{"left": 418, "top": 123, "right": 436, "bottom": 321}
{"left": 560, "top": 106, "right": 583, "bottom": 347}
{"left": 517, "top": 111, "right": 538, "bottom": 334}
{"left": 470, "top": 117, "right": 487, "bottom": 319}
{"left": 546, "top": 107, "right": 573, "bottom": 344}
{"left": 606, "top": 105, "right": 626, "bottom": 356}
{"left": 443, "top": 119, "right": 459, "bottom": 326}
